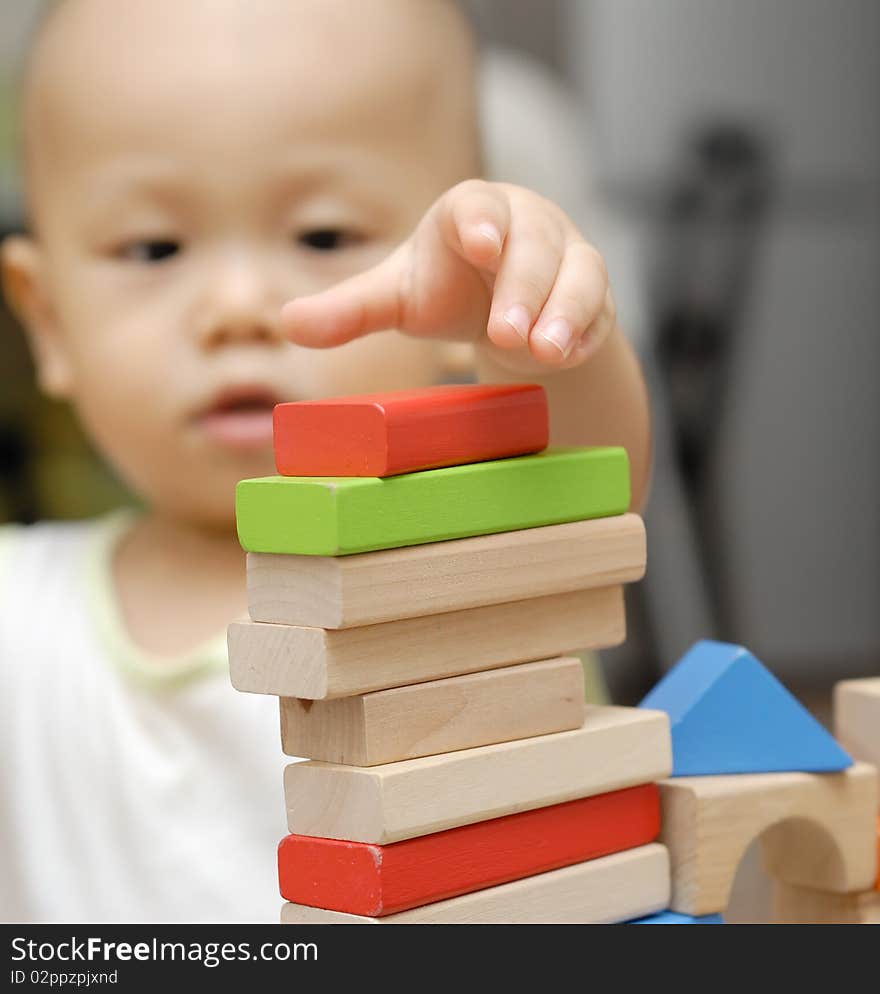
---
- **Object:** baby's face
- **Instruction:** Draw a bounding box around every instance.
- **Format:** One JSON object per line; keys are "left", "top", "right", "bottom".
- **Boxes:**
{"left": 9, "top": 0, "right": 477, "bottom": 527}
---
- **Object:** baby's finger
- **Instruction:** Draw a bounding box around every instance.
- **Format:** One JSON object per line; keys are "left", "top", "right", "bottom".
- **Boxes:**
{"left": 527, "top": 240, "right": 609, "bottom": 365}
{"left": 567, "top": 286, "right": 617, "bottom": 366}
{"left": 441, "top": 180, "right": 512, "bottom": 275}
{"left": 484, "top": 213, "right": 565, "bottom": 350}
{"left": 280, "top": 246, "right": 407, "bottom": 348}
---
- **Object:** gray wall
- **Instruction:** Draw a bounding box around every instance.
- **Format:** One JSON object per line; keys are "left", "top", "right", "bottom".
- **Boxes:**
{"left": 0, "top": 0, "right": 44, "bottom": 218}
{"left": 569, "top": 0, "right": 880, "bottom": 677}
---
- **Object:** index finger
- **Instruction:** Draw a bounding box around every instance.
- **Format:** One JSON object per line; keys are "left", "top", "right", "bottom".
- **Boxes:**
{"left": 280, "top": 245, "right": 408, "bottom": 349}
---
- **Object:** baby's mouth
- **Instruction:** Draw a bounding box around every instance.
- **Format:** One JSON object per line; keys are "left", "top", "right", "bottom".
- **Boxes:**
{"left": 194, "top": 386, "right": 281, "bottom": 450}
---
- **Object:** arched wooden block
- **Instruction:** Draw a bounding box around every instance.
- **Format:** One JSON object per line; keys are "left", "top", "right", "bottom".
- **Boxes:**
{"left": 659, "top": 763, "right": 878, "bottom": 916}
{"left": 773, "top": 882, "right": 880, "bottom": 924}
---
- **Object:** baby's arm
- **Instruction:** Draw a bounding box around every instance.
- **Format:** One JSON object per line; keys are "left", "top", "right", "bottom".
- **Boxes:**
{"left": 476, "top": 327, "right": 650, "bottom": 512}
{"left": 281, "top": 180, "right": 651, "bottom": 509}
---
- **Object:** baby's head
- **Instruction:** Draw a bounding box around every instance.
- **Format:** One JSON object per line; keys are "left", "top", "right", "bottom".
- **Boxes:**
{"left": 2, "top": 0, "right": 479, "bottom": 529}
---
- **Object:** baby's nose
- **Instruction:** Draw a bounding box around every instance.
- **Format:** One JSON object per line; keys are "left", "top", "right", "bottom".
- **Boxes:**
{"left": 197, "top": 258, "right": 285, "bottom": 350}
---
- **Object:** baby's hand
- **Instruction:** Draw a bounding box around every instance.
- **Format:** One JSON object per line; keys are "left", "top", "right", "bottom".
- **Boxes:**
{"left": 281, "top": 181, "right": 615, "bottom": 374}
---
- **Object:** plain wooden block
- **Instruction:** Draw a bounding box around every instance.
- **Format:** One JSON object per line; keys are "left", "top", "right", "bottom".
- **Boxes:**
{"left": 273, "top": 383, "right": 548, "bottom": 477}
{"left": 834, "top": 678, "right": 880, "bottom": 788}
{"left": 279, "top": 657, "right": 586, "bottom": 766}
{"left": 278, "top": 785, "right": 660, "bottom": 916}
{"left": 229, "top": 586, "right": 624, "bottom": 699}
{"left": 659, "top": 764, "right": 878, "bottom": 916}
{"left": 235, "top": 446, "right": 630, "bottom": 555}
{"left": 773, "top": 881, "right": 880, "bottom": 924}
{"left": 280, "top": 843, "right": 670, "bottom": 924}
{"left": 247, "top": 514, "right": 646, "bottom": 629}
{"left": 283, "top": 706, "right": 672, "bottom": 843}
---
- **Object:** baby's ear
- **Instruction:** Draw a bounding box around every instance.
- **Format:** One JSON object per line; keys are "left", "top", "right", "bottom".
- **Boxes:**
{"left": 1, "top": 234, "right": 74, "bottom": 398}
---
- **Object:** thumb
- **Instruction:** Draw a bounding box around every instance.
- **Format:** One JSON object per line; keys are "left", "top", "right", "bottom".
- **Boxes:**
{"left": 280, "top": 245, "right": 409, "bottom": 349}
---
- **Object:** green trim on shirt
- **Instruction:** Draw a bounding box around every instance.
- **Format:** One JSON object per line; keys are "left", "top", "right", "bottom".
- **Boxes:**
{"left": 3, "top": 513, "right": 611, "bottom": 700}
{"left": 84, "top": 511, "right": 230, "bottom": 689}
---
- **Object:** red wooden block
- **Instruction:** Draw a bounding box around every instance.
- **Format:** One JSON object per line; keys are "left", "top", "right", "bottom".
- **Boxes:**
{"left": 273, "top": 383, "right": 548, "bottom": 477}
{"left": 277, "top": 783, "right": 660, "bottom": 916}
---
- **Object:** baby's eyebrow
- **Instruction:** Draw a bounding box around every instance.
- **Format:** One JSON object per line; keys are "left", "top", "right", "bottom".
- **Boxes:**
{"left": 75, "top": 163, "right": 194, "bottom": 213}
{"left": 266, "top": 150, "right": 404, "bottom": 197}
{"left": 264, "top": 173, "right": 401, "bottom": 228}
{"left": 72, "top": 188, "right": 189, "bottom": 244}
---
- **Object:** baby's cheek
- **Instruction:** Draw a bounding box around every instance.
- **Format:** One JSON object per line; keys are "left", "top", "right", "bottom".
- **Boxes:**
{"left": 61, "top": 335, "right": 175, "bottom": 483}
{"left": 72, "top": 370, "right": 160, "bottom": 477}
{"left": 70, "top": 332, "right": 166, "bottom": 428}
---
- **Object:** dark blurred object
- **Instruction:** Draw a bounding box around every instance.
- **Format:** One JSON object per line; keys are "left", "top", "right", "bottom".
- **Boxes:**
{"left": 0, "top": 422, "right": 33, "bottom": 521}
{"left": 0, "top": 225, "right": 135, "bottom": 524}
{"left": 585, "top": 0, "right": 880, "bottom": 692}
{"left": 648, "top": 122, "right": 773, "bottom": 636}
{"left": 0, "top": 222, "right": 39, "bottom": 523}
{"left": 653, "top": 125, "right": 773, "bottom": 492}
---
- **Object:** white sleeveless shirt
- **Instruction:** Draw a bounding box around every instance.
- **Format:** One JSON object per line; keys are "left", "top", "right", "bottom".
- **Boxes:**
{"left": 0, "top": 513, "right": 289, "bottom": 924}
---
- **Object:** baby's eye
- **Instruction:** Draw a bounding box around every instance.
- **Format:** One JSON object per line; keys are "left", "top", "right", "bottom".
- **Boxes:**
{"left": 118, "top": 239, "right": 181, "bottom": 263}
{"left": 296, "top": 228, "right": 361, "bottom": 252}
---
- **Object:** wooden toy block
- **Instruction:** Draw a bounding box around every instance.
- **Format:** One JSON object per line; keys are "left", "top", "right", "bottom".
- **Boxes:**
{"left": 273, "top": 383, "right": 549, "bottom": 477}
{"left": 640, "top": 639, "right": 852, "bottom": 775}
{"left": 279, "top": 657, "right": 587, "bottom": 766}
{"left": 278, "top": 784, "right": 660, "bottom": 916}
{"left": 658, "top": 764, "right": 878, "bottom": 916}
{"left": 834, "top": 678, "right": 880, "bottom": 787}
{"left": 247, "top": 514, "right": 646, "bottom": 629}
{"left": 280, "top": 843, "right": 670, "bottom": 924}
{"left": 283, "top": 706, "right": 672, "bottom": 843}
{"left": 235, "top": 446, "right": 630, "bottom": 555}
{"left": 628, "top": 911, "right": 723, "bottom": 924}
{"left": 772, "top": 881, "right": 880, "bottom": 924}
{"left": 229, "top": 586, "right": 624, "bottom": 699}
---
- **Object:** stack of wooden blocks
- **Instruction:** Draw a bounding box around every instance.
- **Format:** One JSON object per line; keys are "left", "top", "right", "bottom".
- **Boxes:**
{"left": 228, "top": 383, "right": 676, "bottom": 924}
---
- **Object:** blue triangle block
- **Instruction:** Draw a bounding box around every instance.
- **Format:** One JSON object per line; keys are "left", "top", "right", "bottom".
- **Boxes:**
{"left": 639, "top": 640, "right": 853, "bottom": 776}
{"left": 628, "top": 911, "right": 723, "bottom": 924}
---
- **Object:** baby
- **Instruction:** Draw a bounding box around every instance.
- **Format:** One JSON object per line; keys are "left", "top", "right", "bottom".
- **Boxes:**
{"left": 0, "top": 0, "right": 650, "bottom": 923}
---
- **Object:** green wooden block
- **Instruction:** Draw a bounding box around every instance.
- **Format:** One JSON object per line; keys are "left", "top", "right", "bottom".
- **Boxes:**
{"left": 235, "top": 446, "right": 630, "bottom": 556}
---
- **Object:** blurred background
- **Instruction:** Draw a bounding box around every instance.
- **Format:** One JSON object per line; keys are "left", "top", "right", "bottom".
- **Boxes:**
{"left": 1, "top": 0, "right": 879, "bottom": 713}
